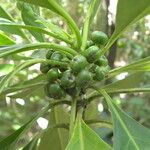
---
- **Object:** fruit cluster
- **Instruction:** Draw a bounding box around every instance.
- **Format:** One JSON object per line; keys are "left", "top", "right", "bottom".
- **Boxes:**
{"left": 40, "top": 31, "right": 110, "bottom": 99}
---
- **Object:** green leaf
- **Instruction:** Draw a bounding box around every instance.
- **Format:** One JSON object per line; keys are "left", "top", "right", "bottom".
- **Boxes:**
{"left": 66, "top": 118, "right": 111, "bottom": 150}
{"left": 0, "top": 74, "right": 47, "bottom": 96}
{"left": 81, "top": 0, "right": 101, "bottom": 50}
{"left": 0, "top": 104, "right": 50, "bottom": 150}
{"left": 22, "top": 138, "right": 38, "bottom": 150}
{"left": 6, "top": 85, "right": 44, "bottom": 99}
{"left": 0, "top": 6, "right": 14, "bottom": 21}
{"left": 0, "top": 21, "right": 71, "bottom": 44}
{"left": 108, "top": 56, "right": 150, "bottom": 78}
{"left": 98, "top": 0, "right": 150, "bottom": 55}
{"left": 18, "top": 2, "right": 44, "bottom": 42}
{"left": 17, "top": 0, "right": 59, "bottom": 14}
{"left": 36, "top": 18, "right": 71, "bottom": 41}
{"left": 0, "top": 59, "right": 45, "bottom": 94}
{"left": 103, "top": 73, "right": 144, "bottom": 92}
{"left": 0, "top": 32, "right": 16, "bottom": 46}
{"left": 18, "top": 0, "right": 81, "bottom": 48}
{"left": 0, "top": 18, "right": 29, "bottom": 40}
{"left": 0, "top": 43, "right": 76, "bottom": 58}
{"left": 38, "top": 106, "right": 69, "bottom": 150}
{"left": 100, "top": 90, "right": 150, "bottom": 150}
{"left": 0, "top": 64, "right": 14, "bottom": 75}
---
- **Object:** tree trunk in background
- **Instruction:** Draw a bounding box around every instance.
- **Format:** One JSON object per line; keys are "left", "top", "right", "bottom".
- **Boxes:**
{"left": 105, "top": 0, "right": 117, "bottom": 69}
{"left": 107, "top": 23, "right": 117, "bottom": 68}
{"left": 67, "top": 0, "right": 81, "bottom": 26}
{"left": 95, "top": 0, "right": 108, "bottom": 32}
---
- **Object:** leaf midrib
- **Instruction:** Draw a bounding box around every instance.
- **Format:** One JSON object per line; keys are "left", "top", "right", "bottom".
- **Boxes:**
{"left": 54, "top": 108, "right": 64, "bottom": 150}
{"left": 79, "top": 121, "right": 84, "bottom": 150}
{"left": 106, "top": 93, "right": 140, "bottom": 150}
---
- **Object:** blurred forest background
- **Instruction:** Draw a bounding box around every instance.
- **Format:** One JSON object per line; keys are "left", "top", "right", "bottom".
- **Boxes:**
{"left": 0, "top": 0, "right": 150, "bottom": 148}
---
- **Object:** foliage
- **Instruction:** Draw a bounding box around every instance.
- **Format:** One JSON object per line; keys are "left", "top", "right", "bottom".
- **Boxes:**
{"left": 0, "top": 0, "right": 150, "bottom": 149}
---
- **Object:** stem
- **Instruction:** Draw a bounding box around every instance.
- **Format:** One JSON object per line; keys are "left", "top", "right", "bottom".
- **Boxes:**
{"left": 0, "top": 43, "right": 78, "bottom": 59}
{"left": 69, "top": 98, "right": 77, "bottom": 139}
{"left": 0, "top": 23, "right": 72, "bottom": 45}
{"left": 81, "top": 0, "right": 101, "bottom": 51}
{"left": 76, "top": 107, "right": 84, "bottom": 121}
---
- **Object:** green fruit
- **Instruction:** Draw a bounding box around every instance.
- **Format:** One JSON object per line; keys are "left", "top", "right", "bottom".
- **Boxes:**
{"left": 71, "top": 55, "right": 88, "bottom": 73}
{"left": 84, "top": 46, "right": 100, "bottom": 63}
{"left": 94, "top": 66, "right": 105, "bottom": 81}
{"left": 76, "top": 70, "right": 93, "bottom": 88}
{"left": 40, "top": 62, "right": 50, "bottom": 74}
{"left": 48, "top": 83, "right": 65, "bottom": 99}
{"left": 66, "top": 87, "right": 79, "bottom": 97}
{"left": 104, "top": 65, "right": 111, "bottom": 74}
{"left": 47, "top": 68, "right": 60, "bottom": 82}
{"left": 95, "top": 55, "right": 108, "bottom": 66}
{"left": 94, "top": 65, "right": 110, "bottom": 81}
{"left": 46, "top": 50, "right": 54, "bottom": 59}
{"left": 86, "top": 40, "right": 94, "bottom": 48}
{"left": 60, "top": 70, "right": 75, "bottom": 88}
{"left": 51, "top": 52, "right": 64, "bottom": 61}
{"left": 91, "top": 31, "right": 108, "bottom": 45}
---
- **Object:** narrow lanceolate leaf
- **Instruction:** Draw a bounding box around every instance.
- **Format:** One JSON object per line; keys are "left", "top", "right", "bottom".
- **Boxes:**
{"left": 0, "top": 22, "right": 71, "bottom": 44}
{"left": 87, "top": 88, "right": 150, "bottom": 103}
{"left": 0, "top": 18, "right": 28, "bottom": 41}
{"left": 103, "top": 73, "right": 144, "bottom": 92}
{"left": 108, "top": 56, "right": 150, "bottom": 78}
{"left": 0, "top": 6, "right": 14, "bottom": 21}
{"left": 0, "top": 32, "right": 15, "bottom": 46}
{"left": 100, "top": 90, "right": 150, "bottom": 150}
{"left": 0, "top": 74, "right": 47, "bottom": 96}
{"left": 17, "top": 0, "right": 59, "bottom": 14}
{"left": 36, "top": 18, "right": 71, "bottom": 42}
{"left": 18, "top": 0, "right": 81, "bottom": 48}
{"left": 22, "top": 138, "right": 38, "bottom": 150}
{"left": 0, "top": 104, "right": 50, "bottom": 150}
{"left": 0, "top": 64, "right": 14, "bottom": 75}
{"left": 98, "top": 0, "right": 150, "bottom": 56}
{"left": 0, "top": 59, "right": 45, "bottom": 94}
{"left": 81, "top": 0, "right": 101, "bottom": 50}
{"left": 18, "top": 2, "right": 44, "bottom": 42}
{"left": 0, "top": 43, "right": 77, "bottom": 58}
{"left": 66, "top": 118, "right": 111, "bottom": 150}
{"left": 38, "top": 106, "right": 69, "bottom": 150}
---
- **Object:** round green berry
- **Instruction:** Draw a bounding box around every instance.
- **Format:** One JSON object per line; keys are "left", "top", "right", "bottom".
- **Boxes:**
{"left": 60, "top": 70, "right": 75, "bottom": 88}
{"left": 71, "top": 55, "right": 88, "bottom": 73}
{"left": 51, "top": 52, "right": 64, "bottom": 61}
{"left": 94, "top": 66, "right": 105, "bottom": 81}
{"left": 94, "top": 65, "right": 110, "bottom": 81}
{"left": 95, "top": 55, "right": 108, "bottom": 66}
{"left": 46, "top": 50, "right": 54, "bottom": 59}
{"left": 66, "top": 87, "right": 79, "bottom": 97}
{"left": 91, "top": 31, "right": 108, "bottom": 45}
{"left": 76, "top": 70, "right": 93, "bottom": 88}
{"left": 48, "top": 83, "right": 65, "bottom": 99}
{"left": 47, "top": 68, "right": 60, "bottom": 82}
{"left": 84, "top": 46, "right": 100, "bottom": 63}
{"left": 86, "top": 40, "right": 94, "bottom": 49}
{"left": 40, "top": 62, "right": 50, "bottom": 74}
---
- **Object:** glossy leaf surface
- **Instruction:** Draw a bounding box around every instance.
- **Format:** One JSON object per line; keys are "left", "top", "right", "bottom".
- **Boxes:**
{"left": 38, "top": 106, "right": 69, "bottom": 150}
{"left": 100, "top": 90, "right": 150, "bottom": 150}
{"left": 66, "top": 118, "right": 111, "bottom": 150}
